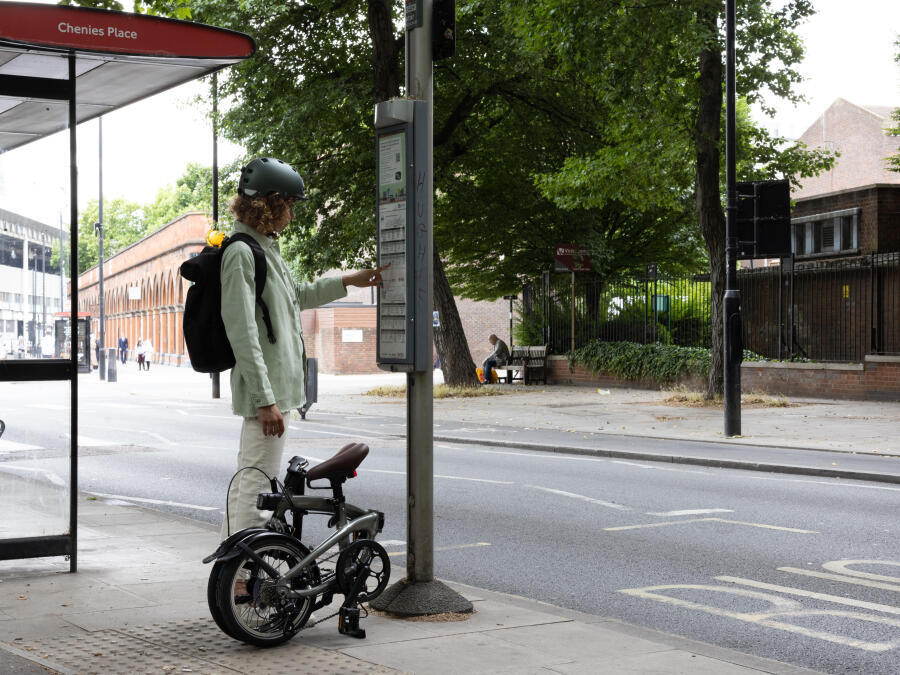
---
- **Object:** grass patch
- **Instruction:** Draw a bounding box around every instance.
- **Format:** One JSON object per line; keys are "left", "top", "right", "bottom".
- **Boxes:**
{"left": 364, "top": 384, "right": 508, "bottom": 399}
{"left": 662, "top": 386, "right": 792, "bottom": 408}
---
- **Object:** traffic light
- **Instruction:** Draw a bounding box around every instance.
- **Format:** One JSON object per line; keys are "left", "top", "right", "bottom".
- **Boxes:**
{"left": 736, "top": 178, "right": 791, "bottom": 259}
{"left": 432, "top": 0, "right": 455, "bottom": 61}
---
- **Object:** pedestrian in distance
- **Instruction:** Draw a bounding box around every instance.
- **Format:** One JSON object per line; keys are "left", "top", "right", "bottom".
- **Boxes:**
{"left": 40, "top": 330, "right": 54, "bottom": 359}
{"left": 481, "top": 333, "right": 509, "bottom": 384}
{"left": 118, "top": 334, "right": 129, "bottom": 364}
{"left": 136, "top": 338, "right": 145, "bottom": 371}
{"left": 91, "top": 333, "right": 98, "bottom": 369}
{"left": 218, "top": 157, "right": 388, "bottom": 541}
{"left": 143, "top": 338, "right": 153, "bottom": 370}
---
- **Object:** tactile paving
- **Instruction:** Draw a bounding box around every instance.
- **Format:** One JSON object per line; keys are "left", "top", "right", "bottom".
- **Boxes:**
{"left": 5, "top": 618, "right": 399, "bottom": 674}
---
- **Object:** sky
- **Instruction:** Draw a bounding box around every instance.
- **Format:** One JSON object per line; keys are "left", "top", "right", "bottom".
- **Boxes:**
{"left": 0, "top": 0, "right": 897, "bottom": 228}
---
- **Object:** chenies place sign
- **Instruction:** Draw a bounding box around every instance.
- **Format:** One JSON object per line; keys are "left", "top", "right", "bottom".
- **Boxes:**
{"left": 0, "top": 2, "right": 254, "bottom": 58}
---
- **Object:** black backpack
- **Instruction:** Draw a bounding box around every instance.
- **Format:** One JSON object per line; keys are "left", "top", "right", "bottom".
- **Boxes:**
{"left": 179, "top": 233, "right": 276, "bottom": 373}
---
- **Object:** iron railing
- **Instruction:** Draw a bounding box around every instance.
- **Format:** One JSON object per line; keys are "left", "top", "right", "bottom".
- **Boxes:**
{"left": 538, "top": 253, "right": 900, "bottom": 362}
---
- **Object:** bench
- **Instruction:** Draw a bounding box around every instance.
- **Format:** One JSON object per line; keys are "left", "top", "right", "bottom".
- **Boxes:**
{"left": 501, "top": 345, "right": 547, "bottom": 385}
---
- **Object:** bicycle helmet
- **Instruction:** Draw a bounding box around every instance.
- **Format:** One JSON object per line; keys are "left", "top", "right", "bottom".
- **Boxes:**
{"left": 238, "top": 157, "right": 307, "bottom": 200}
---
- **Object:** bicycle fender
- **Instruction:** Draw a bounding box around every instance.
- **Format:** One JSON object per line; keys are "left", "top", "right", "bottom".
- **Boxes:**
{"left": 202, "top": 527, "right": 269, "bottom": 564}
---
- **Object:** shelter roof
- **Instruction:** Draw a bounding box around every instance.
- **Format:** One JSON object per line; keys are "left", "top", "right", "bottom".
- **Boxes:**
{"left": 0, "top": 2, "right": 254, "bottom": 152}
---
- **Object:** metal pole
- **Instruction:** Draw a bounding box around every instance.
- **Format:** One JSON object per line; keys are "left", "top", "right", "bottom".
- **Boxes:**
{"left": 68, "top": 51, "right": 78, "bottom": 572}
{"left": 723, "top": 0, "right": 741, "bottom": 436}
{"left": 406, "top": 0, "right": 435, "bottom": 584}
{"left": 211, "top": 72, "right": 221, "bottom": 398}
{"left": 41, "top": 234, "right": 46, "bottom": 338}
{"left": 97, "top": 117, "right": 106, "bottom": 380}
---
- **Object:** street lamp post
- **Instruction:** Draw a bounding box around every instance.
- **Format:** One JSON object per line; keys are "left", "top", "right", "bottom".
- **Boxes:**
{"left": 95, "top": 116, "right": 106, "bottom": 380}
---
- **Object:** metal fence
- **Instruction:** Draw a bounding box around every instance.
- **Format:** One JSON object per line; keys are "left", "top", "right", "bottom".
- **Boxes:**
{"left": 539, "top": 253, "right": 900, "bottom": 362}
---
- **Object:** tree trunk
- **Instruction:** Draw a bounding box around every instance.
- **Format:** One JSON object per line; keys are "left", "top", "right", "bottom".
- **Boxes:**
{"left": 695, "top": 5, "right": 725, "bottom": 400}
{"left": 367, "top": 0, "right": 400, "bottom": 103}
{"left": 433, "top": 246, "right": 479, "bottom": 387}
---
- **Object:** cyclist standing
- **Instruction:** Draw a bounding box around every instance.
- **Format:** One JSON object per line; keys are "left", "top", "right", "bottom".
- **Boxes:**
{"left": 219, "top": 157, "right": 386, "bottom": 539}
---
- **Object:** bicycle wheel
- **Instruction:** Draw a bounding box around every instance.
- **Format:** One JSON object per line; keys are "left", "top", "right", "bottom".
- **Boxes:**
{"left": 212, "top": 535, "right": 318, "bottom": 647}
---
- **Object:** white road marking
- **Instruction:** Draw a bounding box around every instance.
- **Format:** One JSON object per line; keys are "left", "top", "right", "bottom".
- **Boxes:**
{"left": 387, "top": 542, "right": 491, "bottom": 557}
{"left": 64, "top": 434, "right": 122, "bottom": 447}
{"left": 85, "top": 491, "right": 220, "bottom": 511}
{"left": 0, "top": 439, "right": 42, "bottom": 452}
{"left": 485, "top": 449, "right": 607, "bottom": 463}
{"left": 717, "top": 576, "right": 900, "bottom": 616}
{"left": 646, "top": 508, "right": 734, "bottom": 516}
{"left": 619, "top": 583, "right": 900, "bottom": 652}
{"left": 365, "top": 468, "right": 513, "bottom": 485}
{"left": 821, "top": 560, "right": 900, "bottom": 584}
{"left": 292, "top": 421, "right": 393, "bottom": 437}
{"left": 779, "top": 567, "right": 900, "bottom": 592}
{"left": 526, "top": 484, "right": 629, "bottom": 510}
{"left": 146, "top": 432, "right": 177, "bottom": 446}
{"left": 0, "top": 465, "right": 66, "bottom": 486}
{"left": 379, "top": 540, "right": 406, "bottom": 547}
{"left": 606, "top": 517, "right": 817, "bottom": 533}
{"left": 287, "top": 426, "right": 359, "bottom": 438}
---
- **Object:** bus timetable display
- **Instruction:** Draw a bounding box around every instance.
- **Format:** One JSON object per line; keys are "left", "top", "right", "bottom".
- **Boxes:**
{"left": 377, "top": 130, "right": 408, "bottom": 361}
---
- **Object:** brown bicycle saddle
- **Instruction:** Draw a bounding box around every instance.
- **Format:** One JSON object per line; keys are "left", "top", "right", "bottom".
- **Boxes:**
{"left": 306, "top": 442, "right": 369, "bottom": 483}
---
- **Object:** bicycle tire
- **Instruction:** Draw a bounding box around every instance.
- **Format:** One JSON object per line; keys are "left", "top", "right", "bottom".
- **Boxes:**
{"left": 212, "top": 535, "right": 317, "bottom": 647}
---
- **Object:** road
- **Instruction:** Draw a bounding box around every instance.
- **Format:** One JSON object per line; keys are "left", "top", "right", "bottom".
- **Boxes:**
{"left": 1, "top": 375, "right": 899, "bottom": 674}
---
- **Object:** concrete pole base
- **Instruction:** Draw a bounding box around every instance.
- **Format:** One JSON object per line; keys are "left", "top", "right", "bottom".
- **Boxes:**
{"left": 369, "top": 578, "right": 473, "bottom": 617}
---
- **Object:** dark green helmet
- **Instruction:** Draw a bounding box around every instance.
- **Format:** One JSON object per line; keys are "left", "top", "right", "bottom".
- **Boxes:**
{"left": 238, "top": 157, "right": 306, "bottom": 200}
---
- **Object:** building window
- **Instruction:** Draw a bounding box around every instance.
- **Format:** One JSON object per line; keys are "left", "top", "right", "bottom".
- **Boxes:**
{"left": 0, "top": 234, "right": 23, "bottom": 268}
{"left": 791, "top": 208, "right": 859, "bottom": 256}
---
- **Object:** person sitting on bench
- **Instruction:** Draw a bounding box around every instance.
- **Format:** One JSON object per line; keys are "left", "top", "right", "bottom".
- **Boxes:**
{"left": 481, "top": 334, "right": 509, "bottom": 384}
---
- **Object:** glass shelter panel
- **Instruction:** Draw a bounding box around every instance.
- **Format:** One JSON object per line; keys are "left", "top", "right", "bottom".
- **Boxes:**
{"left": 0, "top": 88, "right": 73, "bottom": 562}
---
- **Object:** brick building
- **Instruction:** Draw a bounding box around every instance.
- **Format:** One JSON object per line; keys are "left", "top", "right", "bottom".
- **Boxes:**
{"left": 76, "top": 212, "right": 510, "bottom": 373}
{"left": 790, "top": 98, "right": 900, "bottom": 258}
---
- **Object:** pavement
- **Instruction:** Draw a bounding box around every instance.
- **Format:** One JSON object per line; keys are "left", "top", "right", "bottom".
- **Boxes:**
{"left": 3, "top": 363, "right": 899, "bottom": 674}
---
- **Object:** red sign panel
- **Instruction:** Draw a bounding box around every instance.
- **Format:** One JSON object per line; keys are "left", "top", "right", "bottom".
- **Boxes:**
{"left": 0, "top": 3, "right": 254, "bottom": 59}
{"left": 554, "top": 244, "right": 592, "bottom": 272}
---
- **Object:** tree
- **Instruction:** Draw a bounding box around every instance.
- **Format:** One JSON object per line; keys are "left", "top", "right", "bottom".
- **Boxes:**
{"left": 511, "top": 0, "right": 835, "bottom": 398}
{"left": 75, "top": 163, "right": 225, "bottom": 273}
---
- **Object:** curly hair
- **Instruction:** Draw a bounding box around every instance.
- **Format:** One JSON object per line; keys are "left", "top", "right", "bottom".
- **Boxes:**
{"left": 229, "top": 193, "right": 292, "bottom": 236}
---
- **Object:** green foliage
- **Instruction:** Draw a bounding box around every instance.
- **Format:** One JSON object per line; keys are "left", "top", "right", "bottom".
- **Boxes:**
{"left": 513, "top": 303, "right": 544, "bottom": 346}
{"left": 568, "top": 339, "right": 767, "bottom": 385}
{"left": 76, "top": 163, "right": 225, "bottom": 272}
{"left": 568, "top": 340, "right": 712, "bottom": 385}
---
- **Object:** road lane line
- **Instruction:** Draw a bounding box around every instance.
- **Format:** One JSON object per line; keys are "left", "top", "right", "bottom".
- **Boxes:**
{"left": 0, "top": 465, "right": 65, "bottom": 486}
{"left": 365, "top": 468, "right": 513, "bottom": 485}
{"left": 646, "top": 508, "right": 734, "bottom": 516}
{"left": 86, "top": 491, "right": 220, "bottom": 511}
{"left": 717, "top": 576, "right": 900, "bottom": 615}
{"left": 606, "top": 517, "right": 817, "bottom": 533}
{"left": 822, "top": 560, "right": 900, "bottom": 584}
{"left": 0, "top": 439, "right": 42, "bottom": 452}
{"left": 619, "top": 584, "right": 900, "bottom": 652}
{"left": 526, "top": 485, "right": 629, "bottom": 510}
{"left": 387, "top": 542, "right": 491, "bottom": 557}
{"left": 779, "top": 567, "right": 900, "bottom": 592}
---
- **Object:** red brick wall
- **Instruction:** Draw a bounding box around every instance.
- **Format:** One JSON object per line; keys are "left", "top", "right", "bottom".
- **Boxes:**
{"left": 76, "top": 212, "right": 209, "bottom": 365}
{"left": 548, "top": 355, "right": 900, "bottom": 401}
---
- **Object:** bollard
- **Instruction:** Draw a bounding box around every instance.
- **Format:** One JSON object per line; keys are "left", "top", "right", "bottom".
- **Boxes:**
{"left": 298, "top": 357, "right": 317, "bottom": 419}
{"left": 106, "top": 347, "right": 117, "bottom": 382}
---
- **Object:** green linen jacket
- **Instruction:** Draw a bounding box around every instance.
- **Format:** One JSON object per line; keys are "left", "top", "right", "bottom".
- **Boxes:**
{"left": 220, "top": 221, "right": 347, "bottom": 417}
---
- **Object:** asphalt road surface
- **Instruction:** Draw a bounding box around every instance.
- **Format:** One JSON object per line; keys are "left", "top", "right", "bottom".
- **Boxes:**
{"left": 1, "top": 381, "right": 898, "bottom": 674}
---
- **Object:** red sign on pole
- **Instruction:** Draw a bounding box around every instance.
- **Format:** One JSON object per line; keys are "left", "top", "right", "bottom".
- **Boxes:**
{"left": 0, "top": 3, "right": 254, "bottom": 59}
{"left": 554, "top": 244, "right": 592, "bottom": 272}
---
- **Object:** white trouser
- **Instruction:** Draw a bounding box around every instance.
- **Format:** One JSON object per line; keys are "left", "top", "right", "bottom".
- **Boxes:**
{"left": 219, "top": 417, "right": 286, "bottom": 540}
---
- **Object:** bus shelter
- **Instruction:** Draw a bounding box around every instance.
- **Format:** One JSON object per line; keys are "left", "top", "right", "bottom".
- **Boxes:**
{"left": 0, "top": 2, "right": 253, "bottom": 570}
